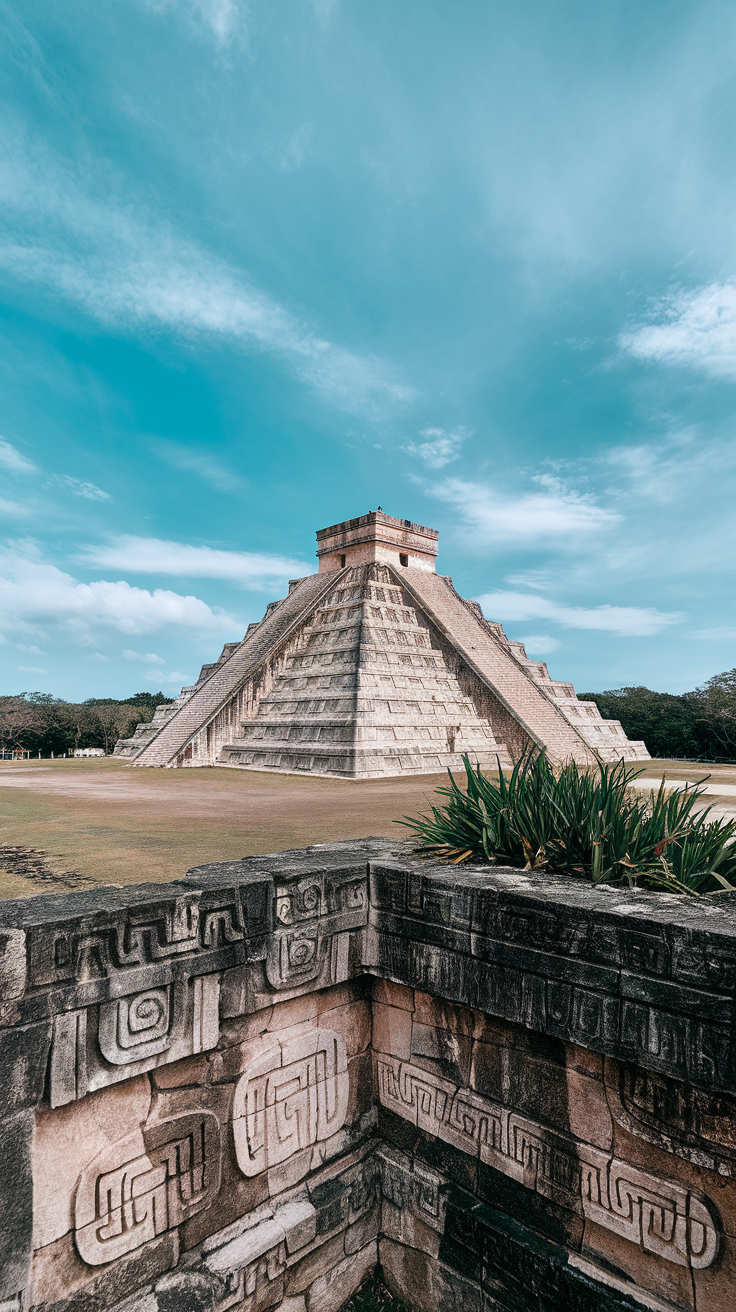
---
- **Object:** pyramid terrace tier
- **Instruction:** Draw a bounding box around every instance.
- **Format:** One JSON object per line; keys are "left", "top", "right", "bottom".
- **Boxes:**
{"left": 219, "top": 569, "right": 511, "bottom": 777}
{"left": 115, "top": 558, "right": 648, "bottom": 773}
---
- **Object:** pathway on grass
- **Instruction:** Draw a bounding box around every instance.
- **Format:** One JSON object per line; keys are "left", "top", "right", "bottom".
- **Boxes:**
{"left": 630, "top": 764, "right": 736, "bottom": 820}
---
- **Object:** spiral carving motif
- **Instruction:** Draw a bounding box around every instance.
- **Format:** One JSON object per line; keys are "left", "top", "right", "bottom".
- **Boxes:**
{"left": 98, "top": 986, "right": 172, "bottom": 1064}
{"left": 128, "top": 991, "right": 167, "bottom": 1034}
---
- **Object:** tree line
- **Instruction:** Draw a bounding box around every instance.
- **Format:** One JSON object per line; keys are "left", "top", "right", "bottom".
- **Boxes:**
{"left": 0, "top": 691, "right": 174, "bottom": 757}
{"left": 3, "top": 668, "right": 736, "bottom": 762}
{"left": 579, "top": 668, "right": 736, "bottom": 762}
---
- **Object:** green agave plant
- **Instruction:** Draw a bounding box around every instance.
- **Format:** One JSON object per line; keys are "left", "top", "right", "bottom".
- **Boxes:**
{"left": 401, "top": 753, "right": 736, "bottom": 896}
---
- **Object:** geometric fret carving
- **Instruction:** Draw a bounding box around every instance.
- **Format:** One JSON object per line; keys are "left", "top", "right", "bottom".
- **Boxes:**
{"left": 232, "top": 1030, "right": 349, "bottom": 1176}
{"left": 202, "top": 1199, "right": 317, "bottom": 1310}
{"left": 98, "top": 988, "right": 172, "bottom": 1064}
{"left": 376, "top": 1056, "right": 719, "bottom": 1269}
{"left": 74, "top": 1112, "right": 221, "bottom": 1266}
{"left": 34, "top": 863, "right": 368, "bottom": 1109}
{"left": 264, "top": 871, "right": 366, "bottom": 991}
{"left": 377, "top": 1144, "right": 446, "bottom": 1232}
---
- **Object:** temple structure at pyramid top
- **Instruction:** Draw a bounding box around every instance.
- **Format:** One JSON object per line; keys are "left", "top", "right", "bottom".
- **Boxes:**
{"left": 315, "top": 510, "right": 439, "bottom": 572}
{"left": 115, "top": 510, "right": 649, "bottom": 774}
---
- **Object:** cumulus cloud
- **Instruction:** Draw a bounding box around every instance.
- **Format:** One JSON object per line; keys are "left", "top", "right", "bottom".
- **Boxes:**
{"left": 404, "top": 427, "right": 467, "bottom": 469}
{"left": 0, "top": 130, "right": 415, "bottom": 420}
{"left": 123, "top": 649, "right": 166, "bottom": 664}
{"left": 0, "top": 438, "right": 37, "bottom": 475}
{"left": 79, "top": 536, "right": 310, "bottom": 586}
{"left": 0, "top": 550, "right": 239, "bottom": 637}
{"left": 431, "top": 476, "right": 618, "bottom": 544}
{"left": 476, "top": 591, "right": 681, "bottom": 637}
{"left": 621, "top": 283, "right": 736, "bottom": 380}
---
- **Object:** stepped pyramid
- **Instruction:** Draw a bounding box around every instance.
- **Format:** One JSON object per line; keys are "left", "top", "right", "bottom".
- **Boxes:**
{"left": 115, "top": 511, "right": 648, "bottom": 774}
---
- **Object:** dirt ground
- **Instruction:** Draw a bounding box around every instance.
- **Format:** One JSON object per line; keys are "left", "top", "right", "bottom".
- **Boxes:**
{"left": 2, "top": 756, "right": 734, "bottom": 900}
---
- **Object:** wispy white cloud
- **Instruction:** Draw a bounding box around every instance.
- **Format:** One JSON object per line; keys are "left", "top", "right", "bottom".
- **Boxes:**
{"left": 404, "top": 426, "right": 467, "bottom": 470}
{"left": 123, "top": 648, "right": 166, "bottom": 664}
{"left": 504, "top": 569, "right": 555, "bottom": 590}
{"left": 311, "top": 0, "right": 340, "bottom": 26}
{"left": 279, "top": 123, "right": 312, "bottom": 172}
{"left": 0, "top": 499, "right": 31, "bottom": 517}
{"left": 152, "top": 441, "right": 246, "bottom": 492}
{"left": 515, "top": 634, "right": 560, "bottom": 655}
{"left": 690, "top": 627, "right": 736, "bottom": 641}
{"left": 151, "top": 669, "right": 195, "bottom": 686}
{"left": 476, "top": 590, "right": 681, "bottom": 637}
{"left": 52, "top": 475, "right": 111, "bottom": 502}
{"left": 0, "top": 129, "right": 415, "bottom": 420}
{"left": 0, "top": 549, "right": 239, "bottom": 636}
{"left": 431, "top": 476, "right": 618, "bottom": 545}
{"left": 79, "top": 536, "right": 310, "bottom": 586}
{"left": 0, "top": 437, "right": 37, "bottom": 475}
{"left": 621, "top": 283, "right": 736, "bottom": 380}
{"left": 143, "top": 0, "right": 241, "bottom": 46}
{"left": 18, "top": 664, "right": 48, "bottom": 675}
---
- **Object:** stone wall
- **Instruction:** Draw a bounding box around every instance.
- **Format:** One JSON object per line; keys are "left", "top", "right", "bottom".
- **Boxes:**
{"left": 2, "top": 840, "right": 735, "bottom": 1312}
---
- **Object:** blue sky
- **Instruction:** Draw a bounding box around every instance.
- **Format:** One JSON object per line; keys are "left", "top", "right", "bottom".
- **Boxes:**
{"left": 2, "top": 0, "right": 736, "bottom": 700}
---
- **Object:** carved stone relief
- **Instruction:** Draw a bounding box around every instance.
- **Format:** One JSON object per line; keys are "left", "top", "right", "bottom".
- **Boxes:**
{"left": 35, "top": 866, "right": 367, "bottom": 1108}
{"left": 377, "top": 1056, "right": 719, "bottom": 1269}
{"left": 265, "top": 870, "right": 366, "bottom": 991}
{"left": 50, "top": 973, "right": 220, "bottom": 1106}
{"left": 74, "top": 1111, "right": 221, "bottom": 1265}
{"left": 29, "top": 896, "right": 203, "bottom": 987}
{"left": 233, "top": 1029, "right": 349, "bottom": 1176}
{"left": 377, "top": 1144, "right": 446, "bottom": 1232}
{"left": 607, "top": 1057, "right": 736, "bottom": 1176}
{"left": 203, "top": 1199, "right": 317, "bottom": 1311}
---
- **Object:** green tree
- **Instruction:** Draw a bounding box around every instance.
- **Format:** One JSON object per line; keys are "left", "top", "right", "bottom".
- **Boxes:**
{"left": 0, "top": 696, "right": 44, "bottom": 753}
{"left": 0, "top": 691, "right": 174, "bottom": 756}
{"left": 687, "top": 669, "right": 736, "bottom": 761}
{"left": 577, "top": 686, "right": 702, "bottom": 760}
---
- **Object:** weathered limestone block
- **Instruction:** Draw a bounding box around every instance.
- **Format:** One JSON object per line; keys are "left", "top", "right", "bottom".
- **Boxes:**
{"left": 0, "top": 1109, "right": 34, "bottom": 1305}
{"left": 0, "top": 846, "right": 374, "bottom": 1115}
{"left": 368, "top": 855, "right": 736, "bottom": 1096}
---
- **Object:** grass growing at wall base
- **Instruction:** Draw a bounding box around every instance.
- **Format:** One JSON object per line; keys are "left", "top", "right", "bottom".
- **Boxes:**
{"left": 402, "top": 753, "right": 736, "bottom": 896}
{"left": 341, "top": 1275, "right": 411, "bottom": 1312}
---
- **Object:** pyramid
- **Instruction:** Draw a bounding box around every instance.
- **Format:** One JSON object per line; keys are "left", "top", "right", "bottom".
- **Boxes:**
{"left": 115, "top": 511, "right": 648, "bottom": 774}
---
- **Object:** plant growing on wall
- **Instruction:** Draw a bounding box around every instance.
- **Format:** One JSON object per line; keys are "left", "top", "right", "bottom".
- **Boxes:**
{"left": 402, "top": 753, "right": 736, "bottom": 895}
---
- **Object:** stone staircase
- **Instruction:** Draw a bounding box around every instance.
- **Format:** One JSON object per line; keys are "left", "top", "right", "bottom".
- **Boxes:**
{"left": 218, "top": 563, "right": 510, "bottom": 777}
